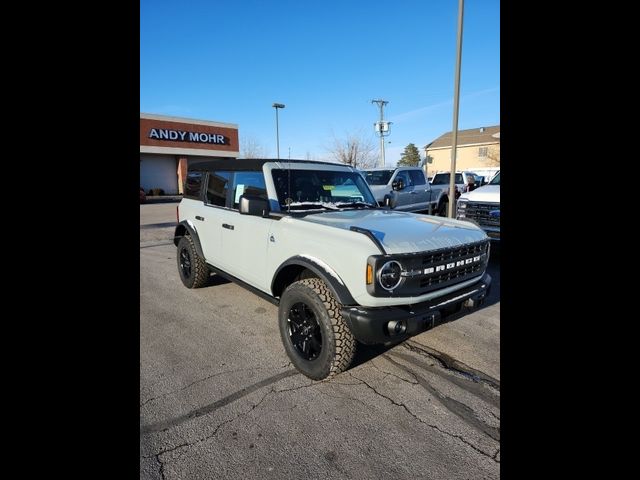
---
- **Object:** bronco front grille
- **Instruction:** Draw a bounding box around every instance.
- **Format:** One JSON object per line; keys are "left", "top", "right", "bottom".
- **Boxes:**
{"left": 465, "top": 202, "right": 500, "bottom": 227}
{"left": 419, "top": 262, "right": 485, "bottom": 289}
{"left": 367, "top": 240, "right": 490, "bottom": 297}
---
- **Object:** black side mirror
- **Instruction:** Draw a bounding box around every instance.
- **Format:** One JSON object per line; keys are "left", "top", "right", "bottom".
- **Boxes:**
{"left": 239, "top": 195, "right": 270, "bottom": 217}
{"left": 392, "top": 179, "right": 405, "bottom": 191}
{"left": 383, "top": 193, "right": 398, "bottom": 209}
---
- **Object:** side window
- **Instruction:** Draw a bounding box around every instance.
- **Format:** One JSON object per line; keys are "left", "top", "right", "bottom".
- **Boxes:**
{"left": 396, "top": 170, "right": 413, "bottom": 187}
{"left": 432, "top": 174, "right": 449, "bottom": 185}
{"left": 455, "top": 173, "right": 464, "bottom": 184}
{"left": 205, "top": 171, "right": 232, "bottom": 207}
{"left": 184, "top": 172, "right": 203, "bottom": 199}
{"left": 409, "top": 170, "right": 426, "bottom": 186}
{"left": 231, "top": 171, "right": 267, "bottom": 209}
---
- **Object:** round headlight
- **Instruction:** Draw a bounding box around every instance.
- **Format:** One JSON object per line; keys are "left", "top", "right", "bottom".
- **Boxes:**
{"left": 378, "top": 260, "right": 403, "bottom": 291}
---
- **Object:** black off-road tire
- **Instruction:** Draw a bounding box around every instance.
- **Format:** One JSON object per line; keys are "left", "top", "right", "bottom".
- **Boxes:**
{"left": 177, "top": 235, "right": 209, "bottom": 288}
{"left": 278, "top": 278, "right": 356, "bottom": 380}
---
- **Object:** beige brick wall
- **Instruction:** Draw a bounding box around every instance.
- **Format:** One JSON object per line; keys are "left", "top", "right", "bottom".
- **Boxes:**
{"left": 424, "top": 143, "right": 500, "bottom": 177}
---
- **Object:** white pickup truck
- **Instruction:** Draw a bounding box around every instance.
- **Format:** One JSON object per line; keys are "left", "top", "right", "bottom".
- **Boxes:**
{"left": 457, "top": 171, "right": 500, "bottom": 241}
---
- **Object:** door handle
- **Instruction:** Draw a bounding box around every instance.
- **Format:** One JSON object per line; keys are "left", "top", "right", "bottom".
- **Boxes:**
{"left": 222, "top": 223, "right": 234, "bottom": 230}
{"left": 195, "top": 215, "right": 205, "bottom": 221}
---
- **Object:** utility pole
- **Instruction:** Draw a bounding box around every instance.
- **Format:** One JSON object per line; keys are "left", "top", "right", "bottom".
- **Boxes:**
{"left": 448, "top": 0, "right": 464, "bottom": 218}
{"left": 371, "top": 99, "right": 391, "bottom": 168}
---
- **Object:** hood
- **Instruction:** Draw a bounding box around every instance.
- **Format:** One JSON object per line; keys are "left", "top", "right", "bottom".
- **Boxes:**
{"left": 298, "top": 209, "right": 486, "bottom": 254}
{"left": 459, "top": 185, "right": 500, "bottom": 203}
{"left": 367, "top": 184, "right": 391, "bottom": 202}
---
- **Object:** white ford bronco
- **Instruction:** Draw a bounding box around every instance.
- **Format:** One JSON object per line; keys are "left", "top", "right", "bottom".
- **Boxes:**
{"left": 174, "top": 159, "right": 492, "bottom": 380}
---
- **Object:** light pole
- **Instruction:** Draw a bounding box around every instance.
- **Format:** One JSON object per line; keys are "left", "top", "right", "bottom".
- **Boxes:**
{"left": 272, "top": 103, "right": 285, "bottom": 159}
{"left": 448, "top": 0, "right": 464, "bottom": 218}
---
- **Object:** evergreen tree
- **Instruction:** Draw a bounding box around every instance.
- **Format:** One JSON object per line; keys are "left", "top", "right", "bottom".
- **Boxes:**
{"left": 397, "top": 143, "right": 421, "bottom": 166}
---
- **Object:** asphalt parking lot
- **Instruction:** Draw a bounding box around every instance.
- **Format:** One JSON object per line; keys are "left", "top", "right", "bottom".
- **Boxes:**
{"left": 140, "top": 202, "right": 500, "bottom": 479}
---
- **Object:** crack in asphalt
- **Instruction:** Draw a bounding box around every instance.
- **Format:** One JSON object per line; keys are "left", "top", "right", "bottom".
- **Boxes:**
{"left": 144, "top": 378, "right": 321, "bottom": 473}
{"left": 370, "top": 359, "right": 419, "bottom": 385}
{"left": 315, "top": 386, "right": 370, "bottom": 408}
{"left": 154, "top": 452, "right": 166, "bottom": 480}
{"left": 404, "top": 340, "right": 500, "bottom": 391}
{"left": 387, "top": 351, "right": 500, "bottom": 409}
{"left": 348, "top": 371, "right": 499, "bottom": 463}
{"left": 140, "top": 366, "right": 275, "bottom": 408}
{"left": 384, "top": 354, "right": 500, "bottom": 442}
{"left": 140, "top": 369, "right": 298, "bottom": 434}
{"left": 493, "top": 448, "right": 500, "bottom": 462}
{"left": 146, "top": 387, "right": 275, "bottom": 471}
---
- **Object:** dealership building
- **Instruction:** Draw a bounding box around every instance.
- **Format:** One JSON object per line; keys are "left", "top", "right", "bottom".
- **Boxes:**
{"left": 140, "top": 113, "right": 240, "bottom": 194}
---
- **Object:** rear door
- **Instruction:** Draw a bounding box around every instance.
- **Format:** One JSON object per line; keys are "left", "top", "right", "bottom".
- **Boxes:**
{"left": 408, "top": 169, "right": 430, "bottom": 211}
{"left": 392, "top": 170, "right": 415, "bottom": 210}
{"left": 199, "top": 170, "right": 233, "bottom": 266}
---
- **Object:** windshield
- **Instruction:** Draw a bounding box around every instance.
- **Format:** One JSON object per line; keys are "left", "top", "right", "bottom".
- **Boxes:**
{"left": 489, "top": 172, "right": 500, "bottom": 185}
{"left": 364, "top": 169, "right": 394, "bottom": 185}
{"left": 272, "top": 169, "right": 377, "bottom": 211}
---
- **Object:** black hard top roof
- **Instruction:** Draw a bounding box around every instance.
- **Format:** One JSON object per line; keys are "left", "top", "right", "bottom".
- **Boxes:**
{"left": 187, "top": 158, "right": 350, "bottom": 172}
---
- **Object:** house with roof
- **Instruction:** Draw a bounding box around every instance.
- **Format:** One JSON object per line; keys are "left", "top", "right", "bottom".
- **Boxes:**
{"left": 423, "top": 125, "right": 500, "bottom": 176}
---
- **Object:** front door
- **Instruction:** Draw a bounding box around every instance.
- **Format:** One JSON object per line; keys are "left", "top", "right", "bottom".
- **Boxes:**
{"left": 218, "top": 171, "right": 272, "bottom": 291}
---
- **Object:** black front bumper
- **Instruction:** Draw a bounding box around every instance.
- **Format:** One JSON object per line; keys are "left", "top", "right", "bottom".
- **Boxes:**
{"left": 341, "top": 273, "right": 492, "bottom": 345}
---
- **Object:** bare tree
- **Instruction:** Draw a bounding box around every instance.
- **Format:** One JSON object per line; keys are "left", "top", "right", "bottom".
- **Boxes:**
{"left": 326, "top": 130, "right": 377, "bottom": 169}
{"left": 240, "top": 135, "right": 268, "bottom": 159}
{"left": 485, "top": 145, "right": 500, "bottom": 166}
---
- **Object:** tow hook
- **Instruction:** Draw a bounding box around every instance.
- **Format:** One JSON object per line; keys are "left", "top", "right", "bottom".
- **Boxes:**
{"left": 463, "top": 292, "right": 486, "bottom": 308}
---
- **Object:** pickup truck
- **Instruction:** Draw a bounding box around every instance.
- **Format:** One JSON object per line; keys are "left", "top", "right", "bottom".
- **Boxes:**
{"left": 457, "top": 170, "right": 500, "bottom": 241}
{"left": 429, "top": 171, "right": 478, "bottom": 216}
{"left": 362, "top": 167, "right": 446, "bottom": 215}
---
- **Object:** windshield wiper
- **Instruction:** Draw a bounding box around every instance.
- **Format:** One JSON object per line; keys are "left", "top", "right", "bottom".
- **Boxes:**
{"left": 285, "top": 202, "right": 340, "bottom": 211}
{"left": 334, "top": 202, "right": 377, "bottom": 209}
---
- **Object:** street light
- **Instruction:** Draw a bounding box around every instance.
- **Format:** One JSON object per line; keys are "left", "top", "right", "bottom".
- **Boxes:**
{"left": 272, "top": 103, "right": 285, "bottom": 159}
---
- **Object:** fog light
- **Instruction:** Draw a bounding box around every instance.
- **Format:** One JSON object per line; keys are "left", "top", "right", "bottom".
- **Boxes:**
{"left": 387, "top": 320, "right": 407, "bottom": 336}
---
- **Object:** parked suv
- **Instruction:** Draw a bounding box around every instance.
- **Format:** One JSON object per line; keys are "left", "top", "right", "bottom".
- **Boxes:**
{"left": 174, "top": 159, "right": 492, "bottom": 380}
{"left": 457, "top": 170, "right": 500, "bottom": 241}
{"left": 362, "top": 167, "right": 445, "bottom": 214}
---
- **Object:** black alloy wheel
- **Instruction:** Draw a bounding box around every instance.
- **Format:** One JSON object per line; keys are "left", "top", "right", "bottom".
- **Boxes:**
{"left": 179, "top": 247, "right": 192, "bottom": 279}
{"left": 287, "top": 302, "right": 323, "bottom": 361}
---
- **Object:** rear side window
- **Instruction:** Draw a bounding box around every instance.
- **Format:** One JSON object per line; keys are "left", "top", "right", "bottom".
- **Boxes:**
{"left": 231, "top": 171, "right": 267, "bottom": 209}
{"left": 408, "top": 170, "right": 426, "bottom": 186}
{"left": 431, "top": 173, "right": 449, "bottom": 185}
{"left": 205, "top": 171, "right": 232, "bottom": 207}
{"left": 184, "top": 172, "right": 203, "bottom": 199}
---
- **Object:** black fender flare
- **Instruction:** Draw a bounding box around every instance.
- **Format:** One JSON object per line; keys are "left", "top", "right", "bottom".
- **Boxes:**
{"left": 173, "top": 220, "right": 204, "bottom": 258}
{"left": 271, "top": 256, "right": 357, "bottom": 306}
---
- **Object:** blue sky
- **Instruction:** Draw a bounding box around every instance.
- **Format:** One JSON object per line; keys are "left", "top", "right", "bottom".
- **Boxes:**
{"left": 140, "top": 0, "right": 499, "bottom": 165}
